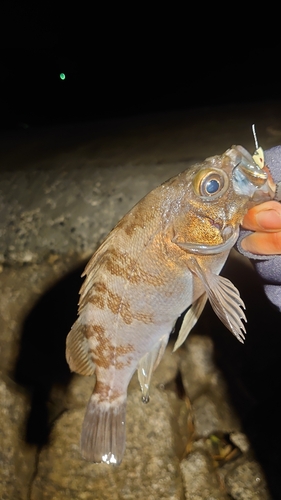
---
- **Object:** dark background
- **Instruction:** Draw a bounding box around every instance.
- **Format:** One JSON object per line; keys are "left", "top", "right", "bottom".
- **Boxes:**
{"left": 0, "top": 2, "right": 277, "bottom": 129}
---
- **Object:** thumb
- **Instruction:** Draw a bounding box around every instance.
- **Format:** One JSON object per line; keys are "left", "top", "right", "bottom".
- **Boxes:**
{"left": 242, "top": 201, "right": 281, "bottom": 232}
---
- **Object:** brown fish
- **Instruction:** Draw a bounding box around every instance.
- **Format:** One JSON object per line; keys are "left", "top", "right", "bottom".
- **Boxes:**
{"left": 66, "top": 145, "right": 275, "bottom": 464}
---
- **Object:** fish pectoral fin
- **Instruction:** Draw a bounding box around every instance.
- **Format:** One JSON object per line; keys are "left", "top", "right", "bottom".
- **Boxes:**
{"left": 188, "top": 258, "right": 246, "bottom": 343}
{"left": 66, "top": 322, "right": 96, "bottom": 376}
{"left": 138, "top": 333, "right": 169, "bottom": 403}
{"left": 173, "top": 293, "right": 208, "bottom": 352}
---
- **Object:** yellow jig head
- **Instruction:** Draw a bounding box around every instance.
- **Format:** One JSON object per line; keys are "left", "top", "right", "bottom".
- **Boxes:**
{"left": 252, "top": 124, "right": 265, "bottom": 169}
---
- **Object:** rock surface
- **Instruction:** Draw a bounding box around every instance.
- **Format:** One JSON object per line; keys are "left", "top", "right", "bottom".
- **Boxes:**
{"left": 1, "top": 102, "right": 281, "bottom": 499}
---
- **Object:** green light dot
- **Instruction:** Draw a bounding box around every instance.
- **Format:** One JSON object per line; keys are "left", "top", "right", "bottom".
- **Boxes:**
{"left": 60, "top": 73, "right": 66, "bottom": 80}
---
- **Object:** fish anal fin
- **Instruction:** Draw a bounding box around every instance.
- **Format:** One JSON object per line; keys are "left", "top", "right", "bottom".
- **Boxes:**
{"left": 81, "top": 393, "right": 126, "bottom": 465}
{"left": 188, "top": 258, "right": 247, "bottom": 343}
{"left": 138, "top": 334, "right": 169, "bottom": 403}
{"left": 66, "top": 322, "right": 96, "bottom": 376}
{"left": 173, "top": 293, "right": 208, "bottom": 352}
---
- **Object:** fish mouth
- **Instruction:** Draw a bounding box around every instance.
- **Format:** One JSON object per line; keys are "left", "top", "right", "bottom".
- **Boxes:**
{"left": 229, "top": 146, "right": 276, "bottom": 202}
{"left": 174, "top": 225, "right": 239, "bottom": 255}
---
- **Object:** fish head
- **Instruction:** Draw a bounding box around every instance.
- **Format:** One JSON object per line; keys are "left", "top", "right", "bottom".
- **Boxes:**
{"left": 173, "top": 145, "right": 276, "bottom": 255}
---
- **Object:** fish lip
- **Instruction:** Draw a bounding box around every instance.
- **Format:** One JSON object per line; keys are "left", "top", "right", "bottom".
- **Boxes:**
{"left": 228, "top": 146, "right": 276, "bottom": 201}
{"left": 232, "top": 163, "right": 267, "bottom": 198}
{"left": 173, "top": 226, "right": 239, "bottom": 255}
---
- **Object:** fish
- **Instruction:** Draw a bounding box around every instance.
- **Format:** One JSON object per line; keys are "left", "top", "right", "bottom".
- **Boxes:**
{"left": 66, "top": 144, "right": 275, "bottom": 465}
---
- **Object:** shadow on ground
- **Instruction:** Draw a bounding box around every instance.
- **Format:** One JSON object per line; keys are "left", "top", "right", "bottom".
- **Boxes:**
{"left": 13, "top": 264, "right": 85, "bottom": 446}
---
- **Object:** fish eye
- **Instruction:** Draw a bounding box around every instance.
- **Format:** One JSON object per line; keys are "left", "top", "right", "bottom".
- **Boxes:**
{"left": 193, "top": 169, "right": 229, "bottom": 198}
{"left": 204, "top": 178, "right": 220, "bottom": 194}
{"left": 200, "top": 174, "right": 222, "bottom": 196}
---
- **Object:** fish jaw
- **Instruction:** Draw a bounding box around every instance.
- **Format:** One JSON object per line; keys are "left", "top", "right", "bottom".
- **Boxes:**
{"left": 173, "top": 226, "right": 239, "bottom": 255}
{"left": 228, "top": 145, "right": 276, "bottom": 202}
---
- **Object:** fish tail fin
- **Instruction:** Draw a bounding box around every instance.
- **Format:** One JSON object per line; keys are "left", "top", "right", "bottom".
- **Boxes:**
{"left": 81, "top": 393, "right": 127, "bottom": 465}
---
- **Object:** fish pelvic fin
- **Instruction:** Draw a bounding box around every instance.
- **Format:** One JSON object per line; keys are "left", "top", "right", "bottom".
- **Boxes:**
{"left": 188, "top": 258, "right": 246, "bottom": 343}
{"left": 138, "top": 333, "right": 169, "bottom": 403}
{"left": 173, "top": 293, "right": 208, "bottom": 352}
{"left": 66, "top": 322, "right": 96, "bottom": 376}
{"left": 81, "top": 393, "right": 126, "bottom": 465}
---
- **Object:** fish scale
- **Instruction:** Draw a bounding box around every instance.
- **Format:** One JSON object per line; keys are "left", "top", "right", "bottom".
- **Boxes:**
{"left": 66, "top": 144, "right": 275, "bottom": 465}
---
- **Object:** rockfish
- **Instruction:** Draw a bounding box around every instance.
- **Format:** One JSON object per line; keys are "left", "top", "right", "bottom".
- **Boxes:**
{"left": 66, "top": 145, "right": 275, "bottom": 465}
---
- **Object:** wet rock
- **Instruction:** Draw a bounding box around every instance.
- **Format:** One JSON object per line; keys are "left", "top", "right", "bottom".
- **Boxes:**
{"left": 180, "top": 335, "right": 240, "bottom": 435}
{"left": 223, "top": 456, "right": 270, "bottom": 500}
{"left": 30, "top": 379, "right": 184, "bottom": 500}
{"left": 0, "top": 377, "right": 37, "bottom": 500}
{"left": 180, "top": 449, "right": 228, "bottom": 500}
{"left": 229, "top": 432, "right": 250, "bottom": 454}
{"left": 179, "top": 335, "right": 217, "bottom": 400}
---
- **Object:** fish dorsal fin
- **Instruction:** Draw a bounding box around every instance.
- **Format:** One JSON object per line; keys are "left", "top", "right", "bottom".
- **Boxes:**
{"left": 173, "top": 293, "right": 208, "bottom": 352}
{"left": 138, "top": 333, "right": 169, "bottom": 403}
{"left": 188, "top": 258, "right": 246, "bottom": 343}
{"left": 66, "top": 322, "right": 96, "bottom": 376}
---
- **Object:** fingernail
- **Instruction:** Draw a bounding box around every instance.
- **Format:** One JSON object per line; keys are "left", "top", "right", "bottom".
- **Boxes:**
{"left": 256, "top": 209, "right": 281, "bottom": 230}
{"left": 241, "top": 238, "right": 251, "bottom": 253}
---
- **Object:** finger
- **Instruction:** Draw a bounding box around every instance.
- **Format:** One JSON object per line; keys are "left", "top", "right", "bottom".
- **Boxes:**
{"left": 242, "top": 201, "right": 281, "bottom": 231}
{"left": 241, "top": 231, "right": 281, "bottom": 255}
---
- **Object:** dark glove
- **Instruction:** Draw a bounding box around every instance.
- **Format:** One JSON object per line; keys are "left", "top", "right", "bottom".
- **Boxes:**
{"left": 237, "top": 146, "right": 281, "bottom": 312}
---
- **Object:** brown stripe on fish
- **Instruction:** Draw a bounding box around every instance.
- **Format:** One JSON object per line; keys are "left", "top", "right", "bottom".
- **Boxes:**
{"left": 87, "top": 323, "right": 105, "bottom": 338}
{"left": 81, "top": 279, "right": 154, "bottom": 325}
{"left": 101, "top": 247, "right": 165, "bottom": 286}
{"left": 106, "top": 287, "right": 153, "bottom": 325}
{"left": 93, "top": 381, "right": 123, "bottom": 402}
{"left": 88, "top": 293, "right": 105, "bottom": 310}
{"left": 86, "top": 282, "right": 108, "bottom": 310}
{"left": 88, "top": 325, "right": 135, "bottom": 369}
{"left": 116, "top": 197, "right": 158, "bottom": 238}
{"left": 124, "top": 308, "right": 154, "bottom": 325}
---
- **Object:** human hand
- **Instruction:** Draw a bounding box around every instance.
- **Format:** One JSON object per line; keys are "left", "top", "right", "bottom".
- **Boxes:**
{"left": 241, "top": 201, "right": 281, "bottom": 255}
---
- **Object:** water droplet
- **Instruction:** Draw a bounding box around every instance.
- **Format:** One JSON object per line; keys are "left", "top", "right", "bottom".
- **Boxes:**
{"left": 142, "top": 395, "right": 150, "bottom": 404}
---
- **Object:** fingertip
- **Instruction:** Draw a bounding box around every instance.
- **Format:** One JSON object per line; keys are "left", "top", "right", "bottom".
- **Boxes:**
{"left": 255, "top": 209, "right": 281, "bottom": 230}
{"left": 243, "top": 203, "right": 281, "bottom": 231}
{"left": 241, "top": 232, "right": 281, "bottom": 255}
